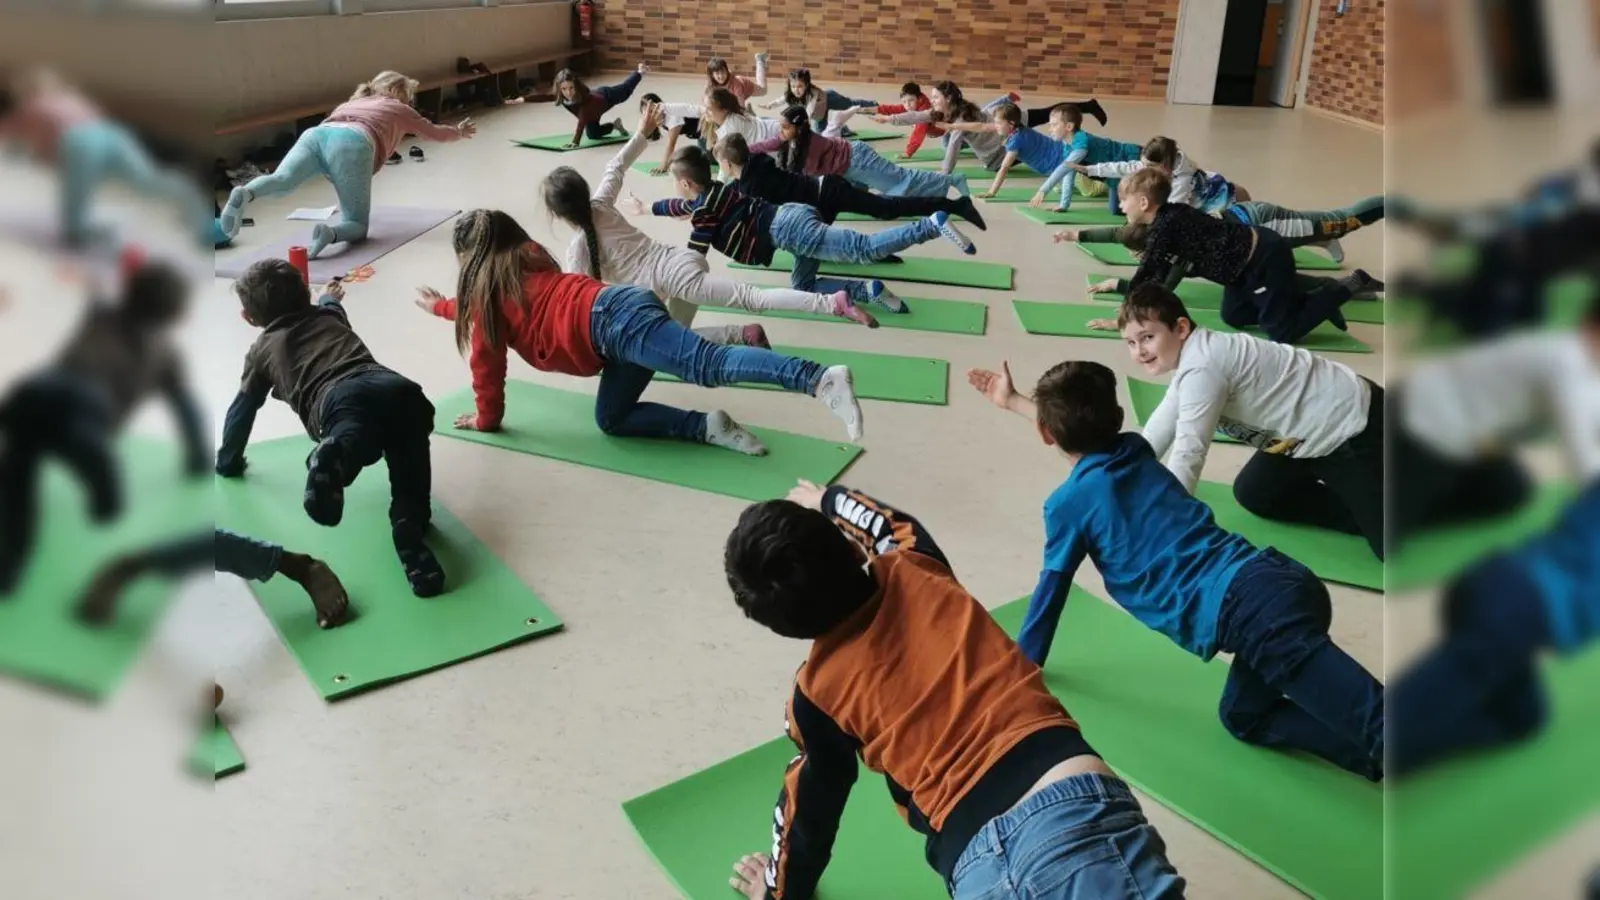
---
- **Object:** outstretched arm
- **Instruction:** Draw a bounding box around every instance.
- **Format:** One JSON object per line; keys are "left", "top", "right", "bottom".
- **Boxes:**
{"left": 595, "top": 129, "right": 651, "bottom": 206}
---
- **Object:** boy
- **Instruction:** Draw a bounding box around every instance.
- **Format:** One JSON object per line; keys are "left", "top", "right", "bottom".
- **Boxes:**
{"left": 966, "top": 359, "right": 1384, "bottom": 780}
{"left": 1112, "top": 284, "right": 1385, "bottom": 560}
{"left": 1065, "top": 135, "right": 1248, "bottom": 215}
{"left": 951, "top": 104, "right": 1137, "bottom": 212}
{"left": 0, "top": 259, "right": 207, "bottom": 593}
{"left": 1117, "top": 168, "right": 1384, "bottom": 345}
{"left": 637, "top": 92, "right": 707, "bottom": 174}
{"left": 215, "top": 260, "right": 445, "bottom": 597}
{"left": 722, "top": 479, "right": 1185, "bottom": 900}
{"left": 1389, "top": 478, "right": 1599, "bottom": 775}
{"left": 866, "top": 82, "right": 944, "bottom": 160}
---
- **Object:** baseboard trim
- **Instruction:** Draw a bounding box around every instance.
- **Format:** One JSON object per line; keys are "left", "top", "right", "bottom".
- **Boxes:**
{"left": 1304, "top": 103, "right": 1385, "bottom": 132}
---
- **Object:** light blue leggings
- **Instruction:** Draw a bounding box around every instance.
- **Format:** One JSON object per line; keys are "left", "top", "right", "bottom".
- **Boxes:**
{"left": 241, "top": 125, "right": 375, "bottom": 246}
{"left": 58, "top": 121, "right": 209, "bottom": 246}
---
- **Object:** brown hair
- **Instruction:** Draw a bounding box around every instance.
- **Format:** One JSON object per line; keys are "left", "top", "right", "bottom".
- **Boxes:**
{"left": 992, "top": 102, "right": 1023, "bottom": 128}
{"left": 554, "top": 68, "right": 589, "bottom": 107}
{"left": 928, "top": 80, "right": 980, "bottom": 124}
{"left": 715, "top": 132, "right": 751, "bottom": 168}
{"left": 234, "top": 259, "right": 310, "bottom": 326}
{"left": 1141, "top": 136, "right": 1179, "bottom": 169}
{"left": 1051, "top": 104, "right": 1082, "bottom": 130}
{"left": 1032, "top": 361, "right": 1125, "bottom": 455}
{"left": 670, "top": 145, "right": 716, "bottom": 189}
{"left": 351, "top": 70, "right": 418, "bottom": 103}
{"left": 450, "top": 210, "right": 550, "bottom": 355}
{"left": 542, "top": 167, "right": 602, "bottom": 279}
{"left": 705, "top": 87, "right": 744, "bottom": 117}
{"left": 1116, "top": 283, "right": 1194, "bottom": 332}
{"left": 1123, "top": 167, "right": 1173, "bottom": 207}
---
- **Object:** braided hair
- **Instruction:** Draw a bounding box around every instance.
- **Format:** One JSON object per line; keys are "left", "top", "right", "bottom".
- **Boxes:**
{"left": 776, "top": 106, "right": 813, "bottom": 174}
{"left": 450, "top": 210, "right": 547, "bottom": 355}
{"left": 542, "top": 166, "right": 604, "bottom": 279}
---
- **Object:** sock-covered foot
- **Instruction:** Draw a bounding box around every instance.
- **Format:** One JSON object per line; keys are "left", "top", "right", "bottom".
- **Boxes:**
{"left": 612, "top": 117, "right": 629, "bottom": 138}
{"left": 929, "top": 210, "right": 976, "bottom": 255}
{"left": 830, "top": 291, "right": 879, "bottom": 327}
{"left": 951, "top": 173, "right": 971, "bottom": 198}
{"left": 740, "top": 324, "right": 772, "bottom": 348}
{"left": 307, "top": 223, "right": 337, "bottom": 259}
{"left": 1343, "top": 268, "right": 1385, "bottom": 300}
{"left": 1078, "top": 98, "right": 1108, "bottom": 127}
{"left": 303, "top": 440, "right": 346, "bottom": 526}
{"left": 1317, "top": 238, "right": 1346, "bottom": 264}
{"left": 219, "top": 186, "right": 251, "bottom": 238}
{"left": 279, "top": 552, "right": 351, "bottom": 627}
{"left": 395, "top": 540, "right": 446, "bottom": 598}
{"left": 754, "top": 51, "right": 770, "bottom": 68}
{"left": 951, "top": 196, "right": 987, "bottom": 231}
{"left": 815, "top": 365, "right": 864, "bottom": 442}
{"left": 704, "top": 409, "right": 769, "bottom": 456}
{"left": 865, "top": 280, "right": 907, "bottom": 313}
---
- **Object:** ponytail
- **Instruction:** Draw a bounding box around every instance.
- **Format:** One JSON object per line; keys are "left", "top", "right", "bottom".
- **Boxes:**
{"left": 541, "top": 166, "right": 605, "bottom": 279}
{"left": 450, "top": 210, "right": 539, "bottom": 356}
{"left": 351, "top": 70, "right": 418, "bottom": 103}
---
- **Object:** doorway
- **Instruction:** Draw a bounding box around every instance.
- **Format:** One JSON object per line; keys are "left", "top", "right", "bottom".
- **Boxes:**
{"left": 1477, "top": 0, "right": 1554, "bottom": 105}
{"left": 1211, "top": 0, "right": 1315, "bottom": 107}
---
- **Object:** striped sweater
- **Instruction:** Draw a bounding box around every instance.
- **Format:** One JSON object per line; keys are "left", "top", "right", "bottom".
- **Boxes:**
{"left": 651, "top": 182, "right": 779, "bottom": 265}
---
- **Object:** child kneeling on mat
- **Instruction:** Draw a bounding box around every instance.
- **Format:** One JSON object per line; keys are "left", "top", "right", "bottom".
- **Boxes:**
{"left": 217, "top": 261, "right": 446, "bottom": 598}
{"left": 416, "top": 210, "right": 865, "bottom": 454}
{"left": 1113, "top": 284, "right": 1386, "bottom": 561}
{"left": 968, "top": 359, "right": 1385, "bottom": 781}
{"left": 722, "top": 480, "right": 1186, "bottom": 900}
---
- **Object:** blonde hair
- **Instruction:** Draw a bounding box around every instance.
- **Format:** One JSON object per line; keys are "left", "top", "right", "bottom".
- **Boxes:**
{"left": 450, "top": 210, "right": 552, "bottom": 355}
{"left": 352, "top": 70, "right": 419, "bottom": 103}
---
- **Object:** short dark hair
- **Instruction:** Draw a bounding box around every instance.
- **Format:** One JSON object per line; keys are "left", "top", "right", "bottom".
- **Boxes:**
{"left": 993, "top": 102, "right": 1023, "bottom": 128}
{"left": 122, "top": 260, "right": 190, "bottom": 324}
{"left": 1032, "top": 361, "right": 1125, "bottom": 455}
{"left": 899, "top": 81, "right": 921, "bottom": 98}
{"left": 1123, "top": 167, "right": 1172, "bottom": 207}
{"left": 1117, "top": 282, "right": 1193, "bottom": 332}
{"left": 1052, "top": 104, "right": 1083, "bottom": 130}
{"left": 1142, "top": 135, "right": 1179, "bottom": 169}
{"left": 639, "top": 91, "right": 663, "bottom": 108}
{"left": 234, "top": 258, "right": 310, "bottom": 325}
{"left": 705, "top": 87, "right": 742, "bottom": 115}
{"left": 715, "top": 132, "right": 751, "bottom": 167}
{"left": 670, "top": 144, "right": 715, "bottom": 188}
{"left": 724, "top": 500, "right": 876, "bottom": 639}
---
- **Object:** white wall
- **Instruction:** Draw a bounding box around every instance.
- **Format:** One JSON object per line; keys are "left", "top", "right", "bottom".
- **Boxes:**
{"left": 1167, "top": 0, "right": 1229, "bottom": 104}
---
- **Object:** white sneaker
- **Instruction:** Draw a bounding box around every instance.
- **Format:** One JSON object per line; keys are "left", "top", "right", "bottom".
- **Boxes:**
{"left": 1317, "top": 238, "right": 1346, "bottom": 264}
{"left": 815, "top": 365, "right": 864, "bottom": 442}
{"left": 704, "top": 410, "right": 768, "bottom": 456}
{"left": 929, "top": 211, "right": 976, "bottom": 255}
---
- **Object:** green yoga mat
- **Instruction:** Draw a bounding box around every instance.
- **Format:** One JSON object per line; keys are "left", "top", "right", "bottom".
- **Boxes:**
{"left": 1087, "top": 273, "right": 1387, "bottom": 325}
{"left": 1194, "top": 482, "right": 1382, "bottom": 591}
{"left": 1013, "top": 300, "right": 1372, "bottom": 354}
{"left": 705, "top": 294, "right": 986, "bottom": 335}
{"left": 214, "top": 437, "right": 564, "bottom": 701}
{"left": 907, "top": 161, "right": 1034, "bottom": 180}
{"left": 731, "top": 251, "right": 1014, "bottom": 290}
{"left": 980, "top": 184, "right": 1098, "bottom": 203}
{"left": 1387, "top": 483, "right": 1575, "bottom": 593}
{"left": 435, "top": 381, "right": 862, "bottom": 503}
{"left": 1125, "top": 377, "right": 1242, "bottom": 445}
{"left": 192, "top": 716, "right": 246, "bottom": 779}
{"left": 1390, "top": 643, "right": 1600, "bottom": 899}
{"left": 0, "top": 439, "right": 210, "bottom": 700}
{"left": 512, "top": 133, "right": 630, "bottom": 151}
{"left": 1080, "top": 242, "right": 1343, "bottom": 271}
{"left": 624, "top": 590, "right": 1382, "bottom": 900}
{"left": 903, "top": 145, "right": 974, "bottom": 163}
{"left": 660, "top": 346, "right": 948, "bottom": 405}
{"left": 843, "top": 128, "right": 901, "bottom": 143}
{"left": 1016, "top": 207, "right": 1126, "bottom": 226}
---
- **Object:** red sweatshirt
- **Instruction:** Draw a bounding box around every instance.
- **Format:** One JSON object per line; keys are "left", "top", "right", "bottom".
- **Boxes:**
{"left": 430, "top": 262, "right": 605, "bottom": 429}
{"left": 876, "top": 95, "right": 944, "bottom": 158}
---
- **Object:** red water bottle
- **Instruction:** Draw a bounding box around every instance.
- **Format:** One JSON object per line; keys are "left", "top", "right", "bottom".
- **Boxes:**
{"left": 288, "top": 246, "right": 310, "bottom": 285}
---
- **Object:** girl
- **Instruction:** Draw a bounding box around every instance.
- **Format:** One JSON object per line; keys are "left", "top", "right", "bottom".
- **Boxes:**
{"left": 635, "top": 145, "right": 977, "bottom": 314}
{"left": 1066, "top": 135, "right": 1249, "bottom": 215}
{"left": 218, "top": 71, "right": 475, "bottom": 258}
{"left": 556, "top": 62, "right": 647, "bottom": 149}
{"left": 638, "top": 92, "right": 709, "bottom": 174}
{"left": 703, "top": 88, "right": 781, "bottom": 147}
{"left": 752, "top": 107, "right": 968, "bottom": 200}
{"left": 758, "top": 69, "right": 829, "bottom": 132}
{"left": 0, "top": 69, "right": 210, "bottom": 248}
{"left": 416, "top": 210, "right": 865, "bottom": 455}
{"left": 706, "top": 53, "right": 770, "bottom": 110}
{"left": 544, "top": 105, "right": 877, "bottom": 337}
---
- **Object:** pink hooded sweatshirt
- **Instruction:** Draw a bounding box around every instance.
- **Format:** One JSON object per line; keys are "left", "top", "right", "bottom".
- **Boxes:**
{"left": 0, "top": 82, "right": 101, "bottom": 162}
{"left": 321, "top": 96, "right": 464, "bottom": 172}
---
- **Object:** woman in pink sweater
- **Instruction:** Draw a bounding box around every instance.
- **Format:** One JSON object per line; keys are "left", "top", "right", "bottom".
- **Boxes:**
{"left": 218, "top": 71, "right": 476, "bottom": 258}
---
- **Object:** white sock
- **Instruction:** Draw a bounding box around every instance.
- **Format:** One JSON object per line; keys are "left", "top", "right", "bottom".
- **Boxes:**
{"left": 814, "top": 365, "right": 864, "bottom": 441}
{"left": 703, "top": 410, "right": 768, "bottom": 456}
{"left": 219, "top": 186, "right": 251, "bottom": 238}
{"left": 307, "top": 223, "right": 337, "bottom": 259}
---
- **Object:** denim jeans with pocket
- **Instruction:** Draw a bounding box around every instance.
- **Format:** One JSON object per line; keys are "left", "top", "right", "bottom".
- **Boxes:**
{"left": 949, "top": 773, "right": 1186, "bottom": 900}
{"left": 588, "top": 285, "right": 824, "bottom": 441}
{"left": 768, "top": 202, "right": 936, "bottom": 303}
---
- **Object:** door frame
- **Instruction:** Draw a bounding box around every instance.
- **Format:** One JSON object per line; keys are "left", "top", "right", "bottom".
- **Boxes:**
{"left": 1166, "top": 0, "right": 1231, "bottom": 105}
{"left": 1273, "top": 0, "right": 1317, "bottom": 106}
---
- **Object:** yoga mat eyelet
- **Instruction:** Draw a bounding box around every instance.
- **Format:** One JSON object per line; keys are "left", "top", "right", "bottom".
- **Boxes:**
{"left": 525, "top": 617, "right": 540, "bottom": 626}
{"left": 333, "top": 674, "right": 348, "bottom": 684}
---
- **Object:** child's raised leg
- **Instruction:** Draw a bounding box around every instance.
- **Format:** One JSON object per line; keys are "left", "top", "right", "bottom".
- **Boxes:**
{"left": 308, "top": 127, "right": 376, "bottom": 258}
{"left": 222, "top": 127, "right": 331, "bottom": 238}
{"left": 843, "top": 141, "right": 968, "bottom": 198}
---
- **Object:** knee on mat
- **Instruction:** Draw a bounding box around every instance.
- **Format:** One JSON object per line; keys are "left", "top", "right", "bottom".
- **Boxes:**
{"left": 594, "top": 406, "right": 627, "bottom": 435}
{"left": 1232, "top": 476, "right": 1286, "bottom": 519}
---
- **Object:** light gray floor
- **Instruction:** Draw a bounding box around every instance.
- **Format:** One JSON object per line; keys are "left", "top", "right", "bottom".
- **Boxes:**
{"left": 0, "top": 80, "right": 1591, "bottom": 900}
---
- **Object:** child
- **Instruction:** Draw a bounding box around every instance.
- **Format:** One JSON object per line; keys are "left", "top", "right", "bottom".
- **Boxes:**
{"left": 1067, "top": 135, "right": 1248, "bottom": 215}
{"left": 705, "top": 52, "right": 770, "bottom": 110}
{"left": 1389, "top": 480, "right": 1599, "bottom": 775}
{"left": 416, "top": 209, "right": 866, "bottom": 453}
{"left": 543, "top": 107, "right": 877, "bottom": 333}
{"left": 1112, "top": 284, "right": 1386, "bottom": 560}
{"left": 0, "top": 69, "right": 210, "bottom": 248}
{"left": 866, "top": 81, "right": 944, "bottom": 159}
{"left": 759, "top": 68, "right": 828, "bottom": 126}
{"left": 0, "top": 260, "right": 207, "bottom": 593}
{"left": 77, "top": 529, "right": 350, "bottom": 629}
{"left": 219, "top": 71, "right": 476, "bottom": 257}
{"left": 1220, "top": 195, "right": 1384, "bottom": 264}
{"left": 555, "top": 63, "right": 647, "bottom": 150}
{"left": 752, "top": 106, "right": 969, "bottom": 199}
{"left": 919, "top": 82, "right": 1011, "bottom": 173}
{"left": 637, "top": 92, "right": 708, "bottom": 174}
{"left": 967, "top": 359, "right": 1384, "bottom": 780}
{"left": 1117, "top": 168, "right": 1384, "bottom": 345}
{"left": 702, "top": 87, "right": 782, "bottom": 147}
{"left": 953, "top": 104, "right": 1139, "bottom": 212}
{"left": 216, "top": 263, "right": 445, "bottom": 597}
{"left": 1390, "top": 305, "right": 1600, "bottom": 548}
{"left": 641, "top": 145, "right": 976, "bottom": 315}
{"left": 722, "top": 479, "right": 1186, "bottom": 900}
{"left": 715, "top": 132, "right": 984, "bottom": 230}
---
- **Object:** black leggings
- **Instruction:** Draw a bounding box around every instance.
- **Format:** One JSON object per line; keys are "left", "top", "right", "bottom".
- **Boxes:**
{"left": 815, "top": 175, "right": 957, "bottom": 224}
{"left": 1388, "top": 393, "right": 1534, "bottom": 548}
{"left": 316, "top": 370, "right": 436, "bottom": 544}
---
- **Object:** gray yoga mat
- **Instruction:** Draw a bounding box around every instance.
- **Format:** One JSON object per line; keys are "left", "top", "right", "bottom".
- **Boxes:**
{"left": 214, "top": 206, "right": 459, "bottom": 281}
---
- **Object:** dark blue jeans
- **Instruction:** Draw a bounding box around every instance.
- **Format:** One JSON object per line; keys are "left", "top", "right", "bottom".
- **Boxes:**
{"left": 1389, "top": 556, "right": 1553, "bottom": 776}
{"left": 1214, "top": 549, "right": 1385, "bottom": 779}
{"left": 317, "top": 369, "right": 436, "bottom": 541}
{"left": 587, "top": 285, "right": 824, "bottom": 442}
{"left": 586, "top": 72, "right": 643, "bottom": 140}
{"left": 1220, "top": 228, "right": 1355, "bottom": 345}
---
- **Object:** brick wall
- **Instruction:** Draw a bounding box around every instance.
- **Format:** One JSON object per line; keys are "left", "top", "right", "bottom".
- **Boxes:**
{"left": 592, "top": 0, "right": 1182, "bottom": 98}
{"left": 1304, "top": 0, "right": 1385, "bottom": 124}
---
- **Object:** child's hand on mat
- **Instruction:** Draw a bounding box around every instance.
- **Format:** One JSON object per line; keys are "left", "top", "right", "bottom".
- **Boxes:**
{"left": 980, "top": 187, "right": 999, "bottom": 199}
{"left": 967, "top": 362, "right": 1017, "bottom": 409}
{"left": 785, "top": 479, "right": 826, "bottom": 510}
{"left": 453, "top": 413, "right": 482, "bottom": 431}
{"left": 561, "top": 141, "right": 580, "bottom": 150}
{"left": 1028, "top": 192, "right": 1046, "bottom": 209}
{"left": 1087, "top": 278, "right": 1119, "bottom": 296}
{"left": 621, "top": 194, "right": 647, "bottom": 216}
{"left": 728, "top": 853, "right": 771, "bottom": 900}
{"left": 456, "top": 118, "right": 477, "bottom": 139}
{"left": 1053, "top": 229, "right": 1080, "bottom": 243}
{"left": 1087, "top": 318, "right": 1117, "bottom": 331}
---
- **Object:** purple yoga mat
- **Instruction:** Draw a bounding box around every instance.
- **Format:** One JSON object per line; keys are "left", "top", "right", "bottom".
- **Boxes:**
{"left": 213, "top": 206, "right": 459, "bottom": 281}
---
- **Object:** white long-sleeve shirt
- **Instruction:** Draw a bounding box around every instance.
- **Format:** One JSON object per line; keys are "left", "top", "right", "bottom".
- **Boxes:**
{"left": 1084, "top": 149, "right": 1209, "bottom": 208}
{"left": 716, "top": 112, "right": 781, "bottom": 147}
{"left": 1143, "top": 327, "right": 1373, "bottom": 492}
{"left": 1401, "top": 331, "right": 1600, "bottom": 479}
{"left": 564, "top": 132, "right": 666, "bottom": 280}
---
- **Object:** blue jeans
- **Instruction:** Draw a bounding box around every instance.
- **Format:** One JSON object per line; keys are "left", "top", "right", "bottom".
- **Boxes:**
{"left": 949, "top": 773, "right": 1186, "bottom": 900}
{"left": 1214, "top": 549, "right": 1385, "bottom": 779}
{"left": 768, "top": 203, "right": 937, "bottom": 303}
{"left": 587, "top": 285, "right": 824, "bottom": 442}
{"left": 844, "top": 141, "right": 962, "bottom": 198}
{"left": 242, "top": 125, "right": 375, "bottom": 245}
{"left": 58, "top": 120, "right": 209, "bottom": 246}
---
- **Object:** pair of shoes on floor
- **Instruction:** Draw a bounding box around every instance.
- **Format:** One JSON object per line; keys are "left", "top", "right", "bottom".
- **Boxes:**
{"left": 385, "top": 146, "right": 426, "bottom": 165}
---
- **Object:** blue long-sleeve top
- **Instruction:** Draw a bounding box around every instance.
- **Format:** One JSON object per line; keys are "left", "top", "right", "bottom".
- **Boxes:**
{"left": 1019, "top": 433, "right": 1261, "bottom": 666}
{"left": 1037, "top": 131, "right": 1144, "bottom": 210}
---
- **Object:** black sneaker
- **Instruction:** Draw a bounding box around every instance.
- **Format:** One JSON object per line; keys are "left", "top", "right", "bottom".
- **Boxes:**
{"left": 303, "top": 440, "right": 346, "bottom": 527}
{"left": 395, "top": 539, "right": 445, "bottom": 597}
{"left": 385, "top": 152, "right": 402, "bottom": 165}
{"left": 409, "top": 145, "right": 425, "bottom": 161}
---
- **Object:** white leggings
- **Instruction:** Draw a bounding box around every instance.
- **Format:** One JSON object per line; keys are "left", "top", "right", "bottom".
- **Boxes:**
{"left": 644, "top": 247, "right": 836, "bottom": 322}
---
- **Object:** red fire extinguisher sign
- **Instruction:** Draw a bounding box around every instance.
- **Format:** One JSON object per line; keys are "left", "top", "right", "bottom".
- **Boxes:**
{"left": 576, "top": 0, "right": 594, "bottom": 42}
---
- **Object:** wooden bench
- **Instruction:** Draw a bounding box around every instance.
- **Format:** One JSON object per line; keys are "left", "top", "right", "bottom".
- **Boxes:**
{"left": 213, "top": 45, "right": 594, "bottom": 138}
